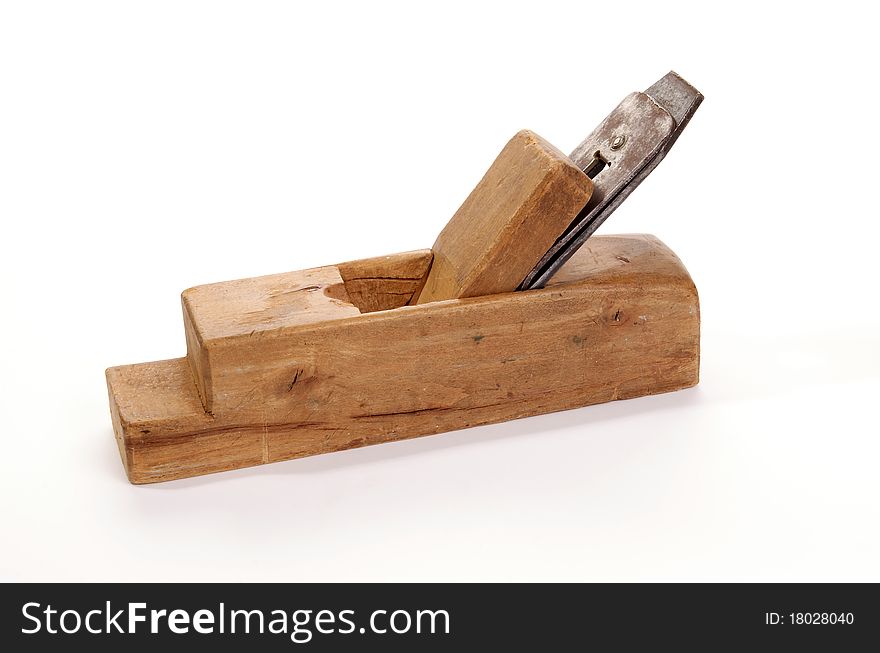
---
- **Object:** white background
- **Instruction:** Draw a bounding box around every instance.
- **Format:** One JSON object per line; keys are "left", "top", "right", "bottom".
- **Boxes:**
{"left": 1, "top": 1, "right": 878, "bottom": 581}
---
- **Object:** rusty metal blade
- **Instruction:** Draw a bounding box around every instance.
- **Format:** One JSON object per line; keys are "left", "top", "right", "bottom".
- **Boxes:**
{"left": 519, "top": 71, "right": 703, "bottom": 290}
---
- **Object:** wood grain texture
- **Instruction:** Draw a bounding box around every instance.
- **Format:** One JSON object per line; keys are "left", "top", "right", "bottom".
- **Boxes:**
{"left": 181, "top": 264, "right": 360, "bottom": 413}
{"left": 337, "top": 249, "right": 433, "bottom": 313}
{"left": 182, "top": 250, "right": 434, "bottom": 412}
{"left": 107, "top": 234, "right": 700, "bottom": 484}
{"left": 414, "top": 129, "right": 593, "bottom": 304}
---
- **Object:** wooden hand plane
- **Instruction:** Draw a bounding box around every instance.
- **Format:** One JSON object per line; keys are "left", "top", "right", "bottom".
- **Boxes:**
{"left": 106, "top": 72, "right": 703, "bottom": 484}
